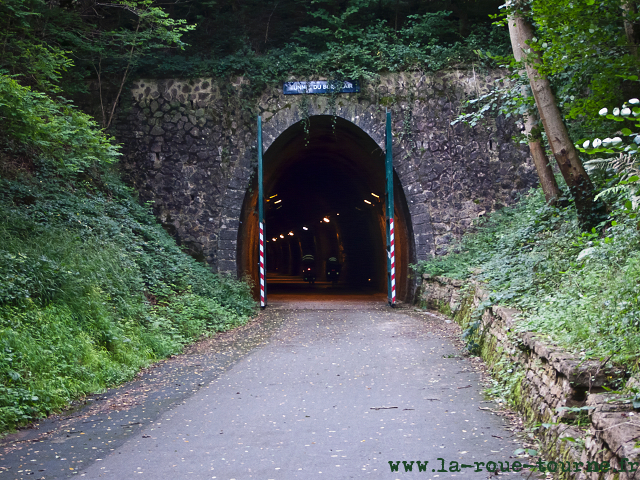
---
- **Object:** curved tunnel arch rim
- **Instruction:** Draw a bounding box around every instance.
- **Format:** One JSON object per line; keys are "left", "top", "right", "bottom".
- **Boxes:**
{"left": 235, "top": 113, "right": 417, "bottom": 302}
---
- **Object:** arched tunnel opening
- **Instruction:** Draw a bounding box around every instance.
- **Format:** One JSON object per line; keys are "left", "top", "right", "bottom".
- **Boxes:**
{"left": 238, "top": 115, "right": 415, "bottom": 302}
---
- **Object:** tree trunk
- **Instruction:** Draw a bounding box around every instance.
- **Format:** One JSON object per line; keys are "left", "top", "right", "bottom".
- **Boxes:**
{"left": 622, "top": 1, "right": 639, "bottom": 58}
{"left": 395, "top": 0, "right": 399, "bottom": 31}
{"left": 507, "top": 12, "right": 562, "bottom": 205}
{"left": 514, "top": 10, "right": 605, "bottom": 229}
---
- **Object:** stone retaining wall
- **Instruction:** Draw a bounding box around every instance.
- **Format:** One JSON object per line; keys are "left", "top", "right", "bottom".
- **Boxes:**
{"left": 420, "top": 274, "right": 640, "bottom": 479}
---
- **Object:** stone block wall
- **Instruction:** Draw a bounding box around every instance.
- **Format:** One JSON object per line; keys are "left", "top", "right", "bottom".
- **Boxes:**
{"left": 419, "top": 274, "right": 640, "bottom": 480}
{"left": 418, "top": 274, "right": 464, "bottom": 314}
{"left": 113, "top": 71, "right": 538, "bottom": 276}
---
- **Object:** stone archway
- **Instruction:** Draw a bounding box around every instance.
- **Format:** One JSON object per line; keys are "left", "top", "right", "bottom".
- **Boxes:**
{"left": 237, "top": 115, "right": 416, "bottom": 302}
{"left": 119, "top": 73, "right": 537, "bottom": 289}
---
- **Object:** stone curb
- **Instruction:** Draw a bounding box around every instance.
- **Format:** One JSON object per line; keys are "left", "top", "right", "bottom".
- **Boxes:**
{"left": 419, "top": 273, "right": 640, "bottom": 480}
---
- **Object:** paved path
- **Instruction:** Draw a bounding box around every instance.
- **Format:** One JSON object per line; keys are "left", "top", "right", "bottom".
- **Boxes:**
{"left": 1, "top": 302, "right": 532, "bottom": 479}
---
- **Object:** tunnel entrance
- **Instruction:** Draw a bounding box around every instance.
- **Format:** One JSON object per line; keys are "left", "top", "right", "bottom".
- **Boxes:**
{"left": 238, "top": 115, "right": 415, "bottom": 303}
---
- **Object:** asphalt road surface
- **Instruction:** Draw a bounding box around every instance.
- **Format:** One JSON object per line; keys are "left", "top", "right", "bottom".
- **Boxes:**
{"left": 1, "top": 296, "right": 535, "bottom": 479}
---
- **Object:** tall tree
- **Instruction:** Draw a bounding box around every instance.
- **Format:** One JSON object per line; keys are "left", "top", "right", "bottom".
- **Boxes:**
{"left": 507, "top": 5, "right": 561, "bottom": 205}
{"left": 527, "top": 0, "right": 640, "bottom": 126}
{"left": 510, "top": 2, "right": 605, "bottom": 228}
{"left": 622, "top": 0, "right": 640, "bottom": 58}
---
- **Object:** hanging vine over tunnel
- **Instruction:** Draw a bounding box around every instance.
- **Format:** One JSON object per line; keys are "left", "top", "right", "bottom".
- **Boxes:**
{"left": 238, "top": 115, "right": 415, "bottom": 302}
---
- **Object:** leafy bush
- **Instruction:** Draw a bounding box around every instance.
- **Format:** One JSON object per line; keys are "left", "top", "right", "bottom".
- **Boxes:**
{"left": 415, "top": 187, "right": 640, "bottom": 366}
{"left": 413, "top": 190, "right": 558, "bottom": 281}
{"left": 0, "top": 75, "right": 120, "bottom": 173}
{"left": 0, "top": 6, "right": 256, "bottom": 430}
{"left": 134, "top": 8, "right": 510, "bottom": 92}
{"left": 0, "top": 174, "right": 255, "bottom": 432}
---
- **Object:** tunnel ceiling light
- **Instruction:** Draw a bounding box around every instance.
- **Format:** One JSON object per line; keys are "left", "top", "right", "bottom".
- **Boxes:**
{"left": 288, "top": 231, "right": 294, "bottom": 236}
{"left": 269, "top": 194, "right": 278, "bottom": 199}
{"left": 364, "top": 199, "right": 372, "bottom": 205}
{"left": 272, "top": 238, "right": 277, "bottom": 241}
{"left": 303, "top": 226, "right": 308, "bottom": 231}
{"left": 274, "top": 199, "right": 282, "bottom": 204}
{"left": 336, "top": 213, "right": 339, "bottom": 215}
{"left": 323, "top": 217, "right": 330, "bottom": 223}
{"left": 371, "top": 193, "right": 380, "bottom": 199}
{"left": 279, "top": 234, "right": 284, "bottom": 238}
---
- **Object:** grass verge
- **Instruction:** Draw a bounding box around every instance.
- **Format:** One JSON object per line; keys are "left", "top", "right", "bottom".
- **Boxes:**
{"left": 414, "top": 188, "right": 640, "bottom": 370}
{"left": 0, "top": 171, "right": 256, "bottom": 432}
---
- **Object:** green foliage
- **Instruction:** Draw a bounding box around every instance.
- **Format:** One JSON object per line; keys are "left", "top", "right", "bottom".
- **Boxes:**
{"left": 518, "top": 210, "right": 640, "bottom": 367}
{"left": 489, "top": 0, "right": 640, "bottom": 130}
{"left": 64, "top": 0, "right": 196, "bottom": 127}
{"left": 293, "top": 10, "right": 498, "bottom": 79}
{"left": 1, "top": 0, "right": 196, "bottom": 128}
{"left": 415, "top": 187, "right": 640, "bottom": 367}
{"left": 0, "top": 0, "right": 74, "bottom": 92}
{"left": 578, "top": 97, "right": 640, "bottom": 156}
{"left": 156, "top": 293, "right": 245, "bottom": 340}
{"left": 456, "top": 0, "right": 640, "bottom": 166}
{"left": 524, "top": 0, "right": 640, "bottom": 124}
{"left": 451, "top": 61, "right": 537, "bottom": 135}
{"left": 413, "top": 192, "right": 548, "bottom": 280}
{"left": 168, "top": 12, "right": 507, "bottom": 83}
{"left": 555, "top": 405, "right": 596, "bottom": 426}
{"left": 578, "top": 96, "right": 640, "bottom": 212}
{"left": 0, "top": 0, "right": 257, "bottom": 435}
{"left": 2, "top": 0, "right": 511, "bottom": 119}
{"left": 0, "top": 174, "right": 255, "bottom": 432}
{"left": 484, "top": 355, "right": 525, "bottom": 405}
{"left": 0, "top": 75, "right": 120, "bottom": 173}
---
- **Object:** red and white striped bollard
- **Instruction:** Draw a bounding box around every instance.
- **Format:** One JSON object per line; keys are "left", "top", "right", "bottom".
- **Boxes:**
{"left": 259, "top": 221, "right": 265, "bottom": 307}
{"left": 390, "top": 218, "right": 396, "bottom": 305}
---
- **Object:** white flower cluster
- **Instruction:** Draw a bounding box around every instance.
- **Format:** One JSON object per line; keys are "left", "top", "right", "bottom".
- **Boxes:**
{"left": 581, "top": 99, "right": 640, "bottom": 153}
{"left": 598, "top": 98, "right": 639, "bottom": 117}
{"left": 582, "top": 137, "right": 622, "bottom": 149}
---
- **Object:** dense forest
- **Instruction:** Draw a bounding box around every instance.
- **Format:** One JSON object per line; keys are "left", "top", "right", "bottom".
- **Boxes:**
{"left": 1, "top": 0, "right": 640, "bottom": 431}
{"left": 1, "top": 0, "right": 508, "bottom": 103}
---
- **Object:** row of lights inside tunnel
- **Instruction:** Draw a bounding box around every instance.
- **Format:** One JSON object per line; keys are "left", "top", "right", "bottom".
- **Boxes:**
{"left": 266, "top": 192, "right": 382, "bottom": 243}
{"left": 267, "top": 219, "right": 328, "bottom": 242}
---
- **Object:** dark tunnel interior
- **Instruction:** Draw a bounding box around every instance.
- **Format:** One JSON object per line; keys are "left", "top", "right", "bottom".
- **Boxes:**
{"left": 238, "top": 115, "right": 415, "bottom": 302}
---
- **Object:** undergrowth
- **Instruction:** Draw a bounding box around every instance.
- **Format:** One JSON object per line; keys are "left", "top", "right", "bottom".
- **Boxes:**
{"left": 0, "top": 170, "right": 255, "bottom": 432}
{"left": 415, "top": 188, "right": 640, "bottom": 369}
{"left": 0, "top": 63, "right": 257, "bottom": 433}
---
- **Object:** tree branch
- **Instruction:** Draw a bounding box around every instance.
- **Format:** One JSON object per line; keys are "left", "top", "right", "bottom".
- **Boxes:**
{"left": 93, "top": 56, "right": 106, "bottom": 128}
{"left": 265, "top": 2, "right": 279, "bottom": 44}
{"left": 106, "top": 18, "right": 141, "bottom": 130}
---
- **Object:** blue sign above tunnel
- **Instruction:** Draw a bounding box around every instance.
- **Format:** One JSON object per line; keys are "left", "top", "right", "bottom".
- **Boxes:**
{"left": 283, "top": 80, "right": 360, "bottom": 95}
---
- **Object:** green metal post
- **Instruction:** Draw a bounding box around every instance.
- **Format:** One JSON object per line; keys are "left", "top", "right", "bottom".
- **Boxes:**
{"left": 386, "top": 111, "right": 395, "bottom": 306}
{"left": 258, "top": 116, "right": 266, "bottom": 308}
